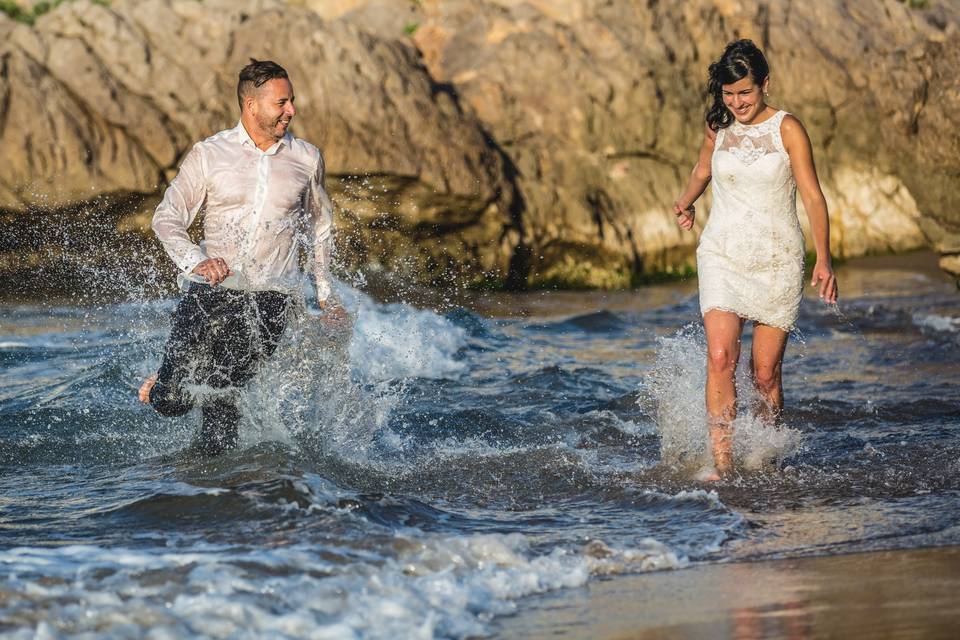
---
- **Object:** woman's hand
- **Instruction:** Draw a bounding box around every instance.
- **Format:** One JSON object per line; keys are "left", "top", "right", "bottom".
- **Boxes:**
{"left": 318, "top": 298, "right": 350, "bottom": 326}
{"left": 674, "top": 202, "right": 696, "bottom": 230}
{"left": 811, "top": 259, "right": 838, "bottom": 304}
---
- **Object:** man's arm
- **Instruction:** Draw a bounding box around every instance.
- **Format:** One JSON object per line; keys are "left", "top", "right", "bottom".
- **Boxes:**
{"left": 306, "top": 152, "right": 335, "bottom": 307}
{"left": 152, "top": 145, "right": 209, "bottom": 274}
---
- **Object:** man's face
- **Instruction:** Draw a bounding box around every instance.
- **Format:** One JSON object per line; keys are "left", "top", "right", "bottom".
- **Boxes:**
{"left": 250, "top": 78, "right": 296, "bottom": 141}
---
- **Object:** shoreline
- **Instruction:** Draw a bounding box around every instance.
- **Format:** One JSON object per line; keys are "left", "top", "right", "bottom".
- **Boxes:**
{"left": 493, "top": 545, "right": 960, "bottom": 639}
{"left": 0, "top": 248, "right": 951, "bottom": 308}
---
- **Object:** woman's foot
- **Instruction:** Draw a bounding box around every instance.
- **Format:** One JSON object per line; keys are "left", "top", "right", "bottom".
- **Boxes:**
{"left": 138, "top": 374, "right": 157, "bottom": 404}
{"left": 709, "top": 423, "right": 734, "bottom": 478}
{"left": 696, "top": 466, "right": 723, "bottom": 482}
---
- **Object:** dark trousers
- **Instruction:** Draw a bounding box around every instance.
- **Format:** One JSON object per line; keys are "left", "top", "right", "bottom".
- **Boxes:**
{"left": 149, "top": 282, "right": 290, "bottom": 455}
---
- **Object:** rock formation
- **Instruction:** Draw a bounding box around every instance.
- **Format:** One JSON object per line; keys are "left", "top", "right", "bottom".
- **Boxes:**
{"left": 314, "top": 0, "right": 960, "bottom": 284}
{"left": 0, "top": 0, "right": 519, "bottom": 293}
{"left": 1, "top": 0, "right": 958, "bottom": 294}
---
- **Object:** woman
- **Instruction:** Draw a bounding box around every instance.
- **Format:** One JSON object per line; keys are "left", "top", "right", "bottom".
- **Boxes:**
{"left": 673, "top": 39, "right": 838, "bottom": 480}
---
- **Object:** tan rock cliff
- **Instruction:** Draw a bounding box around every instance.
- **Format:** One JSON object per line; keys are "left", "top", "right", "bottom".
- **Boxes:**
{"left": 1, "top": 0, "right": 958, "bottom": 292}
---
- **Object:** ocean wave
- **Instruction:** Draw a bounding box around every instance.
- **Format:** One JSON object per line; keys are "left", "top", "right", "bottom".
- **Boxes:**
{"left": 0, "top": 532, "right": 684, "bottom": 640}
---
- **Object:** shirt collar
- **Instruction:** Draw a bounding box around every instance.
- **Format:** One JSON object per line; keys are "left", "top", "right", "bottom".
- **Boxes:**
{"left": 235, "top": 121, "right": 256, "bottom": 147}
{"left": 234, "top": 121, "right": 292, "bottom": 155}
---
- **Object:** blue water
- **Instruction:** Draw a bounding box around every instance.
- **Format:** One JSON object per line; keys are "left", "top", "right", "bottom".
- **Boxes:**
{"left": 1, "top": 255, "right": 959, "bottom": 638}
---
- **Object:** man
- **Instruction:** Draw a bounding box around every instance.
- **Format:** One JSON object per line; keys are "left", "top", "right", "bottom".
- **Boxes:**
{"left": 139, "top": 59, "right": 343, "bottom": 455}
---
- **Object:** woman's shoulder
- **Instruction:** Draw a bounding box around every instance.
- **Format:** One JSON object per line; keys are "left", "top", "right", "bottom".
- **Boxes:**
{"left": 777, "top": 112, "right": 811, "bottom": 153}
{"left": 778, "top": 112, "right": 806, "bottom": 136}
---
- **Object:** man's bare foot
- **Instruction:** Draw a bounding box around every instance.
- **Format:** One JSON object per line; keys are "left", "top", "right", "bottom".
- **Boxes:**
{"left": 139, "top": 374, "right": 157, "bottom": 404}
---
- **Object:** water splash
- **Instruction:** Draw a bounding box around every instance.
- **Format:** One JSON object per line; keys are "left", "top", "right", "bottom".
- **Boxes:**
{"left": 239, "top": 283, "right": 469, "bottom": 465}
{"left": 645, "top": 323, "right": 802, "bottom": 476}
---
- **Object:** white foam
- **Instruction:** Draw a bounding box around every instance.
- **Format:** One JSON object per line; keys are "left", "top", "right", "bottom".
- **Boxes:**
{"left": 348, "top": 294, "right": 467, "bottom": 382}
{"left": 912, "top": 312, "right": 960, "bottom": 333}
{"left": 0, "top": 531, "right": 684, "bottom": 639}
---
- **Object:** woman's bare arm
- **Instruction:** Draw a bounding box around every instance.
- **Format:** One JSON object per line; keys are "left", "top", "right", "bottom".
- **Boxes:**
{"left": 782, "top": 114, "right": 838, "bottom": 303}
{"left": 674, "top": 125, "right": 717, "bottom": 230}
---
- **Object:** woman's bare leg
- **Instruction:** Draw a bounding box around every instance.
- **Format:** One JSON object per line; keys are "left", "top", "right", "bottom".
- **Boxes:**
{"left": 750, "top": 323, "right": 789, "bottom": 424}
{"left": 703, "top": 310, "right": 745, "bottom": 477}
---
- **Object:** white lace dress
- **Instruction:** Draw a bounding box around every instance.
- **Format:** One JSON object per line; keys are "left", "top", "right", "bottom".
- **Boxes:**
{"left": 697, "top": 110, "right": 805, "bottom": 331}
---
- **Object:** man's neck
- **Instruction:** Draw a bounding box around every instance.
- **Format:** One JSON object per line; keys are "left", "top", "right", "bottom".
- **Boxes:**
{"left": 240, "top": 117, "right": 280, "bottom": 151}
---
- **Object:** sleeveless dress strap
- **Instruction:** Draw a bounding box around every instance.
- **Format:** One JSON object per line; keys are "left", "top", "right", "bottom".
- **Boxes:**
{"left": 771, "top": 110, "right": 790, "bottom": 157}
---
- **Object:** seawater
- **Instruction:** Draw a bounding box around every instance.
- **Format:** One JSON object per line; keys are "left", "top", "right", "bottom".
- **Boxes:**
{"left": 1, "top": 256, "right": 959, "bottom": 638}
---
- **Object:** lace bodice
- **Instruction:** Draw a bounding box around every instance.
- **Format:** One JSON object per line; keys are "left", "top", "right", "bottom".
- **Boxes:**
{"left": 716, "top": 112, "right": 790, "bottom": 165}
{"left": 696, "top": 110, "right": 805, "bottom": 331}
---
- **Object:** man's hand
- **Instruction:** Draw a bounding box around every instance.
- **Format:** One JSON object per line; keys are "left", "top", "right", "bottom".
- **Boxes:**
{"left": 192, "top": 258, "right": 231, "bottom": 286}
{"left": 318, "top": 299, "right": 349, "bottom": 326}
{"left": 674, "top": 202, "right": 696, "bottom": 230}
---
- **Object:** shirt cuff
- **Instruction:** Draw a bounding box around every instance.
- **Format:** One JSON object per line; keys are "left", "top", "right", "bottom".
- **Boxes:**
{"left": 315, "top": 277, "right": 331, "bottom": 304}
{"left": 180, "top": 248, "right": 209, "bottom": 275}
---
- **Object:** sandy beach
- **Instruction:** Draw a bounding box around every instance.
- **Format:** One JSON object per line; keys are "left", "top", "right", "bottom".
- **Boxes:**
{"left": 495, "top": 546, "right": 960, "bottom": 639}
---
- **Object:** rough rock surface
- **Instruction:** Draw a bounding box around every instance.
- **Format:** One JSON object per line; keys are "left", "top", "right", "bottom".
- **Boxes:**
{"left": 315, "top": 0, "right": 960, "bottom": 284}
{"left": 0, "top": 0, "right": 519, "bottom": 290}
{"left": 2, "top": 0, "right": 959, "bottom": 291}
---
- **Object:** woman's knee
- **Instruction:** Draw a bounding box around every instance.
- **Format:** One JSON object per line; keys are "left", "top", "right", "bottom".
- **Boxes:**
{"left": 707, "top": 346, "right": 738, "bottom": 375}
{"left": 752, "top": 362, "right": 782, "bottom": 393}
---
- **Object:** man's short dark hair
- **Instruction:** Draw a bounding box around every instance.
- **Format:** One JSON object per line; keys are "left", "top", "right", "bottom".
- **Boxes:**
{"left": 237, "top": 59, "right": 289, "bottom": 108}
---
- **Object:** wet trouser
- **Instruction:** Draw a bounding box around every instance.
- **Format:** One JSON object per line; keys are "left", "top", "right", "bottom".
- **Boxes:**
{"left": 149, "top": 282, "right": 290, "bottom": 455}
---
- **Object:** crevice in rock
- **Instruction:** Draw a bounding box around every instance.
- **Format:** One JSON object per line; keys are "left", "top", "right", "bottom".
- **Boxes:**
{"left": 485, "top": 128, "right": 531, "bottom": 291}
{"left": 756, "top": 3, "right": 771, "bottom": 50}
{"left": 910, "top": 77, "right": 928, "bottom": 135}
{"left": 625, "top": 226, "right": 644, "bottom": 276}
{"left": 0, "top": 52, "right": 10, "bottom": 140}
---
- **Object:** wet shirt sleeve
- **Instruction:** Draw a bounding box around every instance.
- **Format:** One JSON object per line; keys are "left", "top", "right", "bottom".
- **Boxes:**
{"left": 305, "top": 152, "right": 334, "bottom": 303}
{"left": 152, "top": 145, "right": 208, "bottom": 274}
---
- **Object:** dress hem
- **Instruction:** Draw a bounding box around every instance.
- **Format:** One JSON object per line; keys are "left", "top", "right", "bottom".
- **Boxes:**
{"left": 700, "top": 305, "right": 795, "bottom": 333}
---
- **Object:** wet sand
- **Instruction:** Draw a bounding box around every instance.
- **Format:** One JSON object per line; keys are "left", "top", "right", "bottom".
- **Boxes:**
{"left": 494, "top": 546, "right": 960, "bottom": 639}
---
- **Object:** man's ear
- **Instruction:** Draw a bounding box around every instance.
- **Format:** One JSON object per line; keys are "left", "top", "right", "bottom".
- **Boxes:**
{"left": 243, "top": 94, "right": 256, "bottom": 114}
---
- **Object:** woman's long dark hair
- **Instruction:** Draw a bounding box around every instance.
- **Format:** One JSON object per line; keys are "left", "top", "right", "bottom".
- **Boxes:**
{"left": 706, "top": 39, "right": 770, "bottom": 131}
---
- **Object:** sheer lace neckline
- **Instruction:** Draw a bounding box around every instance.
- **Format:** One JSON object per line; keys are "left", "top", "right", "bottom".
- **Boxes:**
{"left": 729, "top": 110, "right": 784, "bottom": 133}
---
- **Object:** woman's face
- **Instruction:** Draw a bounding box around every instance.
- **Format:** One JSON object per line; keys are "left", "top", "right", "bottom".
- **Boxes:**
{"left": 721, "top": 76, "right": 768, "bottom": 124}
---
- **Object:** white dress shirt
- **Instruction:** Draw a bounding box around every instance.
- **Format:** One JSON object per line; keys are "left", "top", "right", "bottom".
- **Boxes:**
{"left": 152, "top": 122, "right": 334, "bottom": 301}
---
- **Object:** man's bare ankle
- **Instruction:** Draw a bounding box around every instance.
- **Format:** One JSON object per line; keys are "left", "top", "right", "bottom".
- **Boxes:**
{"left": 138, "top": 374, "right": 158, "bottom": 404}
